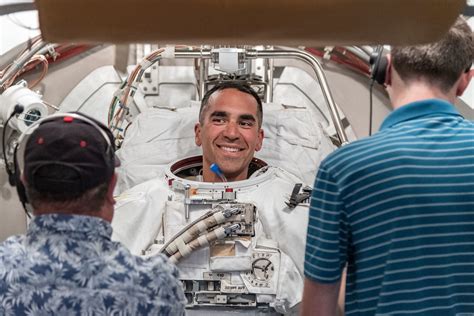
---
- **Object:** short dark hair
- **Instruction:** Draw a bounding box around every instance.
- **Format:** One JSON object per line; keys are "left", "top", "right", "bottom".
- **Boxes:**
{"left": 26, "top": 164, "right": 110, "bottom": 213}
{"left": 391, "top": 17, "right": 473, "bottom": 93}
{"left": 199, "top": 82, "right": 263, "bottom": 127}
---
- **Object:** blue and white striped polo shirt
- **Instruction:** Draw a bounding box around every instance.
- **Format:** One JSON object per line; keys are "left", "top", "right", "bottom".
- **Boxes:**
{"left": 305, "top": 99, "right": 474, "bottom": 315}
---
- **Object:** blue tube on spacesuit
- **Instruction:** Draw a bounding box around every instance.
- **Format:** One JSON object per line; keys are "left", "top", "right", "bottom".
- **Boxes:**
{"left": 210, "top": 163, "right": 227, "bottom": 182}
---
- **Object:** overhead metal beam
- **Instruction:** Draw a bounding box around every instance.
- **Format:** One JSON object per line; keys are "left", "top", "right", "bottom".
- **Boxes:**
{"left": 0, "top": 1, "right": 35, "bottom": 16}
{"left": 35, "top": 0, "right": 465, "bottom": 46}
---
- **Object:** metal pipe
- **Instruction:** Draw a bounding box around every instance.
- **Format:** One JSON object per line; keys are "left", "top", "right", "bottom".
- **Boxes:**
{"left": 199, "top": 59, "right": 208, "bottom": 101}
{"left": 184, "top": 184, "right": 191, "bottom": 220}
{"left": 0, "top": 41, "right": 49, "bottom": 89}
{"left": 247, "top": 48, "right": 348, "bottom": 145}
{"left": 175, "top": 49, "right": 211, "bottom": 101}
{"left": 0, "top": 2, "right": 36, "bottom": 16}
{"left": 345, "top": 46, "right": 371, "bottom": 62}
{"left": 173, "top": 47, "right": 347, "bottom": 144}
{"left": 360, "top": 45, "right": 375, "bottom": 57}
{"left": 174, "top": 50, "right": 212, "bottom": 59}
{"left": 265, "top": 58, "right": 274, "bottom": 103}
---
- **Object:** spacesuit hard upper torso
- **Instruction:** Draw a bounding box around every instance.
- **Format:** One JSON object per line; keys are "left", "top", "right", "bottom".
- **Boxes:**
{"left": 111, "top": 157, "right": 310, "bottom": 314}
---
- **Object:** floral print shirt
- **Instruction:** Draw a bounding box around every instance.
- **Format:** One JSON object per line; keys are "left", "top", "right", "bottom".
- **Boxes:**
{"left": 0, "top": 214, "right": 185, "bottom": 315}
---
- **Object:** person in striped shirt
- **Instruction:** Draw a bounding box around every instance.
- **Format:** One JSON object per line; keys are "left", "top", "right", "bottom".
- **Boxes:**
{"left": 302, "top": 16, "right": 474, "bottom": 316}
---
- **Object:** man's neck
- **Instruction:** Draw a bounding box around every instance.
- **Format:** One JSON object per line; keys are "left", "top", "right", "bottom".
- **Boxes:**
{"left": 389, "top": 81, "right": 456, "bottom": 110}
{"left": 201, "top": 167, "right": 223, "bottom": 182}
{"left": 201, "top": 161, "right": 248, "bottom": 182}
{"left": 33, "top": 207, "right": 113, "bottom": 222}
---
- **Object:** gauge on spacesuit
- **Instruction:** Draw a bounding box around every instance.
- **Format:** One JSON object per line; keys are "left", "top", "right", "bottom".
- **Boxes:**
{"left": 242, "top": 251, "right": 279, "bottom": 290}
{"left": 252, "top": 258, "right": 274, "bottom": 281}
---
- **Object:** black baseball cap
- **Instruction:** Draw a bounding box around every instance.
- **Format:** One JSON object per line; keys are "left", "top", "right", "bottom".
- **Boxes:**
{"left": 23, "top": 113, "right": 119, "bottom": 195}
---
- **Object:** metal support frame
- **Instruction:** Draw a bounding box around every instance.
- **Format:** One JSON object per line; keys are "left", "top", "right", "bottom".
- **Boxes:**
{"left": 173, "top": 47, "right": 348, "bottom": 145}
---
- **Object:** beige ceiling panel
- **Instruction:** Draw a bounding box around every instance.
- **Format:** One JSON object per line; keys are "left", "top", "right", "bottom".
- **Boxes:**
{"left": 35, "top": 0, "right": 465, "bottom": 45}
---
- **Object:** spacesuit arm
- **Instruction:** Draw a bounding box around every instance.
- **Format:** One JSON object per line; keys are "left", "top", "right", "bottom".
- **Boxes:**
{"left": 112, "top": 179, "right": 168, "bottom": 255}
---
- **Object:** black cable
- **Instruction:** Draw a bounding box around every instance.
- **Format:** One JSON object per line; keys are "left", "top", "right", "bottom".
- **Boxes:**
{"left": 369, "top": 79, "right": 375, "bottom": 136}
{"left": 2, "top": 105, "right": 24, "bottom": 184}
{"left": 464, "top": 4, "right": 474, "bottom": 16}
{"left": 2, "top": 105, "right": 31, "bottom": 219}
{"left": 368, "top": 45, "right": 383, "bottom": 137}
{"left": 1, "top": 120, "right": 11, "bottom": 177}
{"left": 13, "top": 141, "right": 31, "bottom": 220}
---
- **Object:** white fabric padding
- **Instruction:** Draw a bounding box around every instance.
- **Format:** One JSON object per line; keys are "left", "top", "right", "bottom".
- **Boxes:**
{"left": 197, "top": 235, "right": 209, "bottom": 247}
{"left": 210, "top": 256, "right": 252, "bottom": 272}
{"left": 196, "top": 220, "right": 208, "bottom": 233}
{"left": 116, "top": 104, "right": 201, "bottom": 193}
{"left": 213, "top": 212, "right": 226, "bottom": 224}
{"left": 115, "top": 101, "right": 335, "bottom": 193}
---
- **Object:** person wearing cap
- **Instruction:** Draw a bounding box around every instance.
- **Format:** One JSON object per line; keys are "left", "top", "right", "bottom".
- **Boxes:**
{"left": 0, "top": 113, "right": 185, "bottom": 315}
{"left": 302, "top": 17, "right": 474, "bottom": 315}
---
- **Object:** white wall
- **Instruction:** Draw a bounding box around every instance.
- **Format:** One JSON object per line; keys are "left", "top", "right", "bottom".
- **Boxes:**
{"left": 0, "top": 10, "right": 39, "bottom": 55}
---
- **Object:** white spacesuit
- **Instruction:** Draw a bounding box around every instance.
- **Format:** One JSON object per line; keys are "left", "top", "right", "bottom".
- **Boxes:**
{"left": 110, "top": 98, "right": 335, "bottom": 314}
{"left": 112, "top": 156, "right": 310, "bottom": 314}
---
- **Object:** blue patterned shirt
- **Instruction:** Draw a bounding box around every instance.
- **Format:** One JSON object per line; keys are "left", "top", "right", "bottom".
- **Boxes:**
{"left": 0, "top": 214, "right": 185, "bottom": 315}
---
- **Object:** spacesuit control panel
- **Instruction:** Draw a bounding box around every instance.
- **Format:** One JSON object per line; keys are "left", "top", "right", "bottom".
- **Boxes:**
{"left": 112, "top": 156, "right": 310, "bottom": 314}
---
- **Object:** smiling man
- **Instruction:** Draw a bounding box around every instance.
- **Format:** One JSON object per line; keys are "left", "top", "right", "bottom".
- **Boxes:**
{"left": 111, "top": 80, "right": 324, "bottom": 314}
{"left": 195, "top": 82, "right": 264, "bottom": 182}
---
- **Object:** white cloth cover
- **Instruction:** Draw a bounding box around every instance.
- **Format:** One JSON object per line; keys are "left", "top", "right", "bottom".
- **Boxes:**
{"left": 115, "top": 101, "right": 335, "bottom": 193}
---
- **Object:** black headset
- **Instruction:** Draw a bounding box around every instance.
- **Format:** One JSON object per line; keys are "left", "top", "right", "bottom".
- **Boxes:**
{"left": 2, "top": 111, "right": 115, "bottom": 215}
{"left": 369, "top": 46, "right": 389, "bottom": 86}
{"left": 367, "top": 46, "right": 389, "bottom": 136}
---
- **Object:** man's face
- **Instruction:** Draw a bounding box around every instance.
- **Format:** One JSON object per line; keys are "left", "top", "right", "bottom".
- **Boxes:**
{"left": 195, "top": 88, "right": 264, "bottom": 182}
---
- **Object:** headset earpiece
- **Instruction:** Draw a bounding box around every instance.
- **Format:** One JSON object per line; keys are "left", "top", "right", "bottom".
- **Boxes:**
{"left": 370, "top": 48, "right": 388, "bottom": 85}
{"left": 13, "top": 145, "right": 29, "bottom": 207}
{"left": 1, "top": 105, "right": 29, "bottom": 212}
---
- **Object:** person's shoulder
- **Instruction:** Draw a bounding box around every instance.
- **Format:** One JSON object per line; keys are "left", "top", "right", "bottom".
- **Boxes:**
{"left": 268, "top": 166, "right": 310, "bottom": 186}
{"left": 141, "top": 254, "right": 180, "bottom": 278}
{"left": 134, "top": 254, "right": 185, "bottom": 305}
{"left": 130, "top": 176, "right": 168, "bottom": 192}
{"left": 461, "top": 117, "right": 474, "bottom": 127}
{"left": 115, "top": 245, "right": 181, "bottom": 281}
{"left": 99, "top": 243, "right": 185, "bottom": 312}
{"left": 0, "top": 235, "right": 27, "bottom": 270}
{"left": 110, "top": 242, "right": 182, "bottom": 287}
{"left": 115, "top": 176, "right": 169, "bottom": 203}
{"left": 0, "top": 234, "right": 25, "bottom": 252}
{"left": 319, "top": 134, "right": 380, "bottom": 168}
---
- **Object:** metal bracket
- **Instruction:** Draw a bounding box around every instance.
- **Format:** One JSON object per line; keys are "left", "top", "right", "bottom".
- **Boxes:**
{"left": 285, "top": 183, "right": 312, "bottom": 209}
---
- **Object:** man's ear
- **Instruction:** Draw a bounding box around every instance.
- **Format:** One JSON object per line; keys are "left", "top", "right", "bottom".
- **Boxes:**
{"left": 255, "top": 129, "right": 264, "bottom": 152}
{"left": 194, "top": 122, "right": 202, "bottom": 146}
{"left": 107, "top": 173, "right": 118, "bottom": 205}
{"left": 456, "top": 69, "right": 473, "bottom": 96}
{"left": 385, "top": 54, "right": 392, "bottom": 86}
{"left": 20, "top": 173, "right": 26, "bottom": 186}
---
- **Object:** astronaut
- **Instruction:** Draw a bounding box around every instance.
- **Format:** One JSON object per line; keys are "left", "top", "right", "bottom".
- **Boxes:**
{"left": 111, "top": 81, "right": 322, "bottom": 314}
